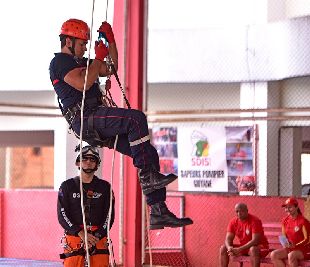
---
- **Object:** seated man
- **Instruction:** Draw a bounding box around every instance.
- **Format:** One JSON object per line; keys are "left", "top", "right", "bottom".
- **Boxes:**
{"left": 219, "top": 203, "right": 269, "bottom": 267}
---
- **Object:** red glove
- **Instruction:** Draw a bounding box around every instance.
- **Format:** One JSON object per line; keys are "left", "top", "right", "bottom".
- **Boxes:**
{"left": 97, "top": 21, "right": 115, "bottom": 44}
{"left": 94, "top": 40, "right": 108, "bottom": 61}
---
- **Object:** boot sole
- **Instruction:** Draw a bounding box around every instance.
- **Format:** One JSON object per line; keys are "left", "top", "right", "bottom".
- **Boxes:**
{"left": 149, "top": 225, "right": 165, "bottom": 230}
{"left": 154, "top": 174, "right": 178, "bottom": 191}
{"left": 149, "top": 221, "right": 193, "bottom": 230}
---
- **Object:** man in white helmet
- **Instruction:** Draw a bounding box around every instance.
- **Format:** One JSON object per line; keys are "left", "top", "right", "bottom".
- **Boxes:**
{"left": 57, "top": 145, "right": 115, "bottom": 267}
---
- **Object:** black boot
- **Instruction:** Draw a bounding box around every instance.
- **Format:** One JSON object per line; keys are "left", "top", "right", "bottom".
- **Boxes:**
{"left": 138, "top": 168, "right": 177, "bottom": 195}
{"left": 150, "top": 201, "right": 193, "bottom": 230}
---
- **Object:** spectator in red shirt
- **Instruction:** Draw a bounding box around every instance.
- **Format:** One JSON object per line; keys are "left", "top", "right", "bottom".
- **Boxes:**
{"left": 219, "top": 203, "right": 269, "bottom": 267}
{"left": 270, "top": 197, "right": 310, "bottom": 267}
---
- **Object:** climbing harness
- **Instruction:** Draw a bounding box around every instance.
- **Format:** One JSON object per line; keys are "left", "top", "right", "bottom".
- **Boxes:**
{"left": 60, "top": 56, "right": 127, "bottom": 148}
{"left": 61, "top": 95, "right": 115, "bottom": 148}
{"left": 60, "top": 234, "right": 85, "bottom": 259}
{"left": 60, "top": 234, "right": 110, "bottom": 259}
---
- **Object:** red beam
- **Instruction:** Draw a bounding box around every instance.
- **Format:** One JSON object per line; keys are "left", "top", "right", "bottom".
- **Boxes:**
{"left": 113, "top": 0, "right": 145, "bottom": 266}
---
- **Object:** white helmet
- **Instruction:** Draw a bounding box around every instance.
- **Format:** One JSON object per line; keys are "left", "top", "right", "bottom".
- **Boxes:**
{"left": 75, "top": 145, "right": 101, "bottom": 165}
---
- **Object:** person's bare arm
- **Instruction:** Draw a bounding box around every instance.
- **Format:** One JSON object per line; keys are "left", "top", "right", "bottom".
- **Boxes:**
{"left": 240, "top": 232, "right": 260, "bottom": 250}
{"left": 294, "top": 225, "right": 309, "bottom": 247}
{"left": 225, "top": 232, "right": 235, "bottom": 252}
{"left": 64, "top": 60, "right": 103, "bottom": 91}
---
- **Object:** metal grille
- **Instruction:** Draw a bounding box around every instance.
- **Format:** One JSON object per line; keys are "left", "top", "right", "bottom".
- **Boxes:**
{"left": 144, "top": 1, "right": 310, "bottom": 266}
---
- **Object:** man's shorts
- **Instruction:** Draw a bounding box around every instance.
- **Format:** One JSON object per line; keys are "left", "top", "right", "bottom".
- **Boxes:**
{"left": 233, "top": 243, "right": 270, "bottom": 258}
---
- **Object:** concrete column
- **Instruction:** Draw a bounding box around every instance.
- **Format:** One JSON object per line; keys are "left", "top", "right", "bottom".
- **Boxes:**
{"left": 240, "top": 82, "right": 267, "bottom": 195}
{"left": 265, "top": 82, "right": 281, "bottom": 196}
{"left": 279, "top": 127, "right": 302, "bottom": 196}
{"left": 240, "top": 81, "right": 281, "bottom": 196}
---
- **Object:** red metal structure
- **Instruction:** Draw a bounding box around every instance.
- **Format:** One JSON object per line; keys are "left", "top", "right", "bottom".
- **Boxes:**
{"left": 106, "top": 0, "right": 145, "bottom": 265}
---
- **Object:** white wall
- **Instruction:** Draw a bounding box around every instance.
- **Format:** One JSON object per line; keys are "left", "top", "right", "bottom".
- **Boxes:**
{"left": 147, "top": 17, "right": 310, "bottom": 83}
{"left": 0, "top": 0, "right": 114, "bottom": 91}
{"left": 147, "top": 83, "right": 240, "bottom": 111}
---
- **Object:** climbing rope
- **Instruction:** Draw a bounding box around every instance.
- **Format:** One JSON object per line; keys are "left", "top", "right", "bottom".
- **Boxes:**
{"left": 146, "top": 204, "right": 153, "bottom": 266}
{"left": 77, "top": 0, "right": 120, "bottom": 266}
{"left": 97, "top": 0, "right": 117, "bottom": 265}
{"left": 107, "top": 134, "right": 118, "bottom": 266}
{"left": 78, "top": 0, "right": 97, "bottom": 266}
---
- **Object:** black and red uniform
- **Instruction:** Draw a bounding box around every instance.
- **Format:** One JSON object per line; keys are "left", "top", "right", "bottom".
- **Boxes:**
{"left": 49, "top": 53, "right": 165, "bottom": 205}
{"left": 52, "top": 19, "right": 192, "bottom": 232}
{"left": 57, "top": 176, "right": 115, "bottom": 267}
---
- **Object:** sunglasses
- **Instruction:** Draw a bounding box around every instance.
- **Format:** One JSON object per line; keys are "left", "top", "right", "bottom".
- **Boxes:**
{"left": 82, "top": 156, "right": 97, "bottom": 163}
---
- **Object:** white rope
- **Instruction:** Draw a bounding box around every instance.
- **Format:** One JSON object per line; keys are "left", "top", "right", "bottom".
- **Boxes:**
{"left": 78, "top": 0, "right": 116, "bottom": 266}
{"left": 78, "top": 0, "right": 96, "bottom": 266}
{"left": 146, "top": 204, "right": 153, "bottom": 267}
{"left": 76, "top": 0, "right": 118, "bottom": 265}
{"left": 107, "top": 134, "right": 118, "bottom": 266}
{"left": 102, "top": 1, "right": 118, "bottom": 266}
{"left": 105, "top": 0, "right": 109, "bottom": 25}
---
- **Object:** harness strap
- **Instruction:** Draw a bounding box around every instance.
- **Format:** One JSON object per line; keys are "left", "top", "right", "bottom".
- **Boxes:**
{"left": 73, "top": 177, "right": 93, "bottom": 224}
{"left": 63, "top": 96, "right": 100, "bottom": 123}
{"left": 85, "top": 113, "right": 115, "bottom": 148}
{"left": 86, "top": 112, "right": 101, "bottom": 141}
{"left": 63, "top": 100, "right": 115, "bottom": 148}
{"left": 60, "top": 247, "right": 109, "bottom": 259}
{"left": 60, "top": 248, "right": 85, "bottom": 259}
{"left": 90, "top": 248, "right": 110, "bottom": 256}
{"left": 85, "top": 194, "right": 92, "bottom": 223}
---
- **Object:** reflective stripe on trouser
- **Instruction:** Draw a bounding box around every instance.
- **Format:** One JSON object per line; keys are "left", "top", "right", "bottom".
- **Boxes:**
{"left": 129, "top": 135, "right": 150, "bottom": 146}
{"left": 72, "top": 106, "right": 160, "bottom": 170}
{"left": 63, "top": 235, "right": 109, "bottom": 267}
{"left": 71, "top": 106, "right": 165, "bottom": 203}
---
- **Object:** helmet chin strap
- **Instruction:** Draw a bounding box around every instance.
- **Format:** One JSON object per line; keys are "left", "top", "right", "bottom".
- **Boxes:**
{"left": 68, "top": 37, "right": 76, "bottom": 56}
{"left": 82, "top": 167, "right": 98, "bottom": 173}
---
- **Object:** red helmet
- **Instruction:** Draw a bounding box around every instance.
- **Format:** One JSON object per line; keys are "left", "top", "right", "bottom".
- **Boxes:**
{"left": 60, "top": 19, "right": 90, "bottom": 41}
{"left": 281, "top": 197, "right": 298, "bottom": 207}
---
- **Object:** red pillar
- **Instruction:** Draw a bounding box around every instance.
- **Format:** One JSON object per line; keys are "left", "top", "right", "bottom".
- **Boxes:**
{"left": 113, "top": 0, "right": 145, "bottom": 266}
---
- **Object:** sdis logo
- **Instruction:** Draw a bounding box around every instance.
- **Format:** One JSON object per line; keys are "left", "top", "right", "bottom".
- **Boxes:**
{"left": 192, "top": 157, "right": 211, "bottom": 166}
{"left": 191, "top": 130, "right": 211, "bottom": 166}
